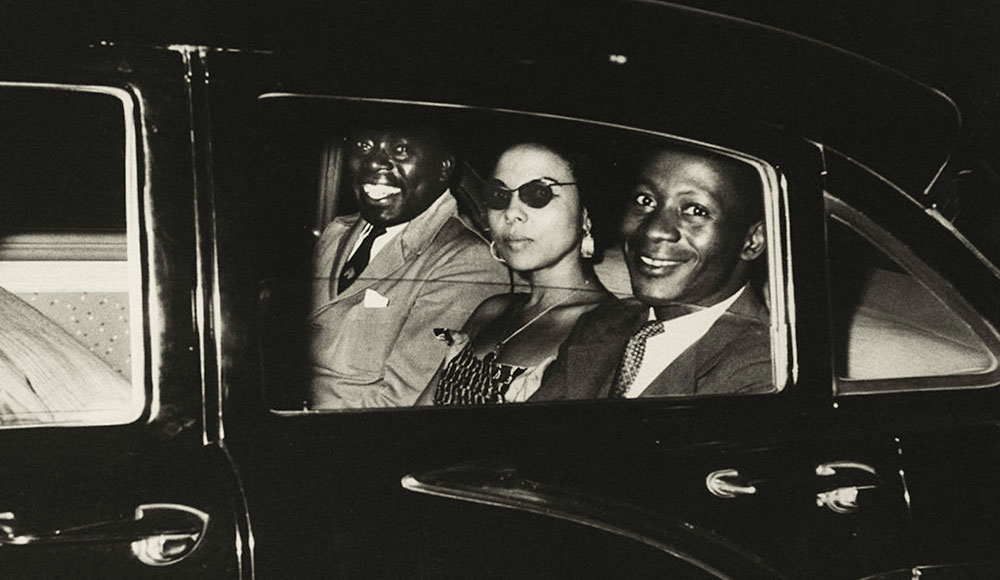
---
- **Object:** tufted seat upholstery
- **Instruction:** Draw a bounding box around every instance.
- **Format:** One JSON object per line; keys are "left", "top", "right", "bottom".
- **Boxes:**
{"left": 0, "top": 232, "right": 133, "bottom": 379}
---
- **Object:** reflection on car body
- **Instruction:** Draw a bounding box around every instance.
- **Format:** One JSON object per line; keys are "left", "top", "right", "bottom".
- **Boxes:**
{"left": 2, "top": 1, "right": 1000, "bottom": 579}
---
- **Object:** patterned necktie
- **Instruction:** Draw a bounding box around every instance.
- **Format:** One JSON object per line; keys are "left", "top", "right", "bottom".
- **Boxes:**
{"left": 335, "top": 225, "right": 387, "bottom": 295}
{"left": 611, "top": 320, "right": 665, "bottom": 398}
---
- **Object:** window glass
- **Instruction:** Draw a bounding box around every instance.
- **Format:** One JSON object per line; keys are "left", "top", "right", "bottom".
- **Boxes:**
{"left": 255, "top": 97, "right": 782, "bottom": 411}
{"left": 828, "top": 208, "right": 1000, "bottom": 392}
{"left": 0, "top": 85, "right": 141, "bottom": 427}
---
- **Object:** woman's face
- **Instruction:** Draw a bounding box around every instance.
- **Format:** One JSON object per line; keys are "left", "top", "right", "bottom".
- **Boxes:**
{"left": 488, "top": 144, "right": 583, "bottom": 274}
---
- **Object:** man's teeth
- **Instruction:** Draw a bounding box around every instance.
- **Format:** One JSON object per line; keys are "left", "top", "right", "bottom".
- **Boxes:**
{"left": 640, "top": 256, "right": 680, "bottom": 267}
{"left": 362, "top": 184, "right": 402, "bottom": 200}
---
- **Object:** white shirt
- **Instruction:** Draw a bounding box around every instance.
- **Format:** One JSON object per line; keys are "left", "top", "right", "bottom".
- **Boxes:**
{"left": 625, "top": 286, "right": 746, "bottom": 398}
{"left": 348, "top": 221, "right": 407, "bottom": 262}
{"left": 347, "top": 191, "right": 453, "bottom": 262}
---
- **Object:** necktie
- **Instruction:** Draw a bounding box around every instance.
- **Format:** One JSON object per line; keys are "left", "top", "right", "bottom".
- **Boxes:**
{"left": 335, "top": 225, "right": 387, "bottom": 295}
{"left": 610, "top": 320, "right": 665, "bottom": 398}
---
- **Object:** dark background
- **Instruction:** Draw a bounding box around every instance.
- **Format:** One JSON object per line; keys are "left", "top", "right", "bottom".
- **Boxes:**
{"left": 4, "top": 0, "right": 998, "bottom": 116}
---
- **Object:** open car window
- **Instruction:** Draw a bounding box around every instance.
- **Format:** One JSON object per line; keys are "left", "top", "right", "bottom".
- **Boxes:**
{"left": 0, "top": 84, "right": 143, "bottom": 427}
{"left": 254, "top": 97, "right": 787, "bottom": 411}
{"left": 826, "top": 195, "right": 1000, "bottom": 394}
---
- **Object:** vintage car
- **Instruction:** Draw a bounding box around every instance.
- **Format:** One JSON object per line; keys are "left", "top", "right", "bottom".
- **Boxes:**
{"left": 1, "top": 1, "right": 999, "bottom": 578}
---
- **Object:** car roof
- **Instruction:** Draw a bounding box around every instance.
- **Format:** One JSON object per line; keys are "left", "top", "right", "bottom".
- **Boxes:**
{"left": 6, "top": 0, "right": 965, "bottom": 196}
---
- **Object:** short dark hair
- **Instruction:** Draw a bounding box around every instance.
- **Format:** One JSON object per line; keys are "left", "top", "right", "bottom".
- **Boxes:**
{"left": 343, "top": 106, "right": 458, "bottom": 151}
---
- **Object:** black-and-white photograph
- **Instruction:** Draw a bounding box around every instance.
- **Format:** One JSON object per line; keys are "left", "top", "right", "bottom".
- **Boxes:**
{"left": 1, "top": 0, "right": 999, "bottom": 578}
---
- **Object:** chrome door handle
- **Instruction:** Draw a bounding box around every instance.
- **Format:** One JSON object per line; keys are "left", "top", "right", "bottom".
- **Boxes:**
{"left": 0, "top": 503, "right": 209, "bottom": 566}
{"left": 705, "top": 468, "right": 757, "bottom": 498}
{"left": 815, "top": 461, "right": 877, "bottom": 477}
{"left": 815, "top": 461, "right": 878, "bottom": 515}
{"left": 815, "top": 485, "right": 877, "bottom": 514}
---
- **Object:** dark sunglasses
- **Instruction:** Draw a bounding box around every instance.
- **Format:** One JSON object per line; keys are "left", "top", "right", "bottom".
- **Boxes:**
{"left": 481, "top": 178, "right": 577, "bottom": 210}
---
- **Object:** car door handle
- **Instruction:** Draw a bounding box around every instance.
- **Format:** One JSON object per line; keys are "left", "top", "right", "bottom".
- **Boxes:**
{"left": 815, "top": 461, "right": 878, "bottom": 515}
{"left": 705, "top": 468, "right": 757, "bottom": 498}
{"left": 0, "top": 503, "right": 209, "bottom": 566}
{"left": 815, "top": 460, "right": 876, "bottom": 478}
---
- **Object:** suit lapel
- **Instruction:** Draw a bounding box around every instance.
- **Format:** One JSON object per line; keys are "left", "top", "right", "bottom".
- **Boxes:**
{"left": 564, "top": 301, "right": 648, "bottom": 398}
{"left": 643, "top": 346, "right": 699, "bottom": 396}
{"left": 327, "top": 218, "right": 368, "bottom": 301}
{"left": 330, "top": 193, "right": 459, "bottom": 303}
{"left": 642, "top": 287, "right": 769, "bottom": 396}
{"left": 337, "top": 233, "right": 405, "bottom": 301}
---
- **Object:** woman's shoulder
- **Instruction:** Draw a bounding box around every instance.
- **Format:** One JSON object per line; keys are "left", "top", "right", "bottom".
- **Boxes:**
{"left": 561, "top": 286, "right": 617, "bottom": 313}
{"left": 463, "top": 293, "right": 528, "bottom": 332}
{"left": 555, "top": 292, "right": 637, "bottom": 327}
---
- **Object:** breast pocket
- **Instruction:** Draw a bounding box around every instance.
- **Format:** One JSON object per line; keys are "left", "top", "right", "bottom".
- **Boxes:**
{"left": 310, "top": 302, "right": 402, "bottom": 381}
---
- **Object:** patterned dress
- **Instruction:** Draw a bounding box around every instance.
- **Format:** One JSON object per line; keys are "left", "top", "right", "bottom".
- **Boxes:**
{"left": 432, "top": 343, "right": 528, "bottom": 405}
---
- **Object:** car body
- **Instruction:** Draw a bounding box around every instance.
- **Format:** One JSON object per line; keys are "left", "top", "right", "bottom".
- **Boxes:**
{"left": 1, "top": 1, "right": 999, "bottom": 579}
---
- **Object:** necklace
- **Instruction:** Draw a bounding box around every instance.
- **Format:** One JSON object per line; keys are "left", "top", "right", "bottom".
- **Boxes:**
{"left": 490, "top": 281, "right": 589, "bottom": 358}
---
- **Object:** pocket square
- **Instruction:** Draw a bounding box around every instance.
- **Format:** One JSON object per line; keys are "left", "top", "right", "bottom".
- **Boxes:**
{"left": 363, "top": 288, "right": 390, "bottom": 308}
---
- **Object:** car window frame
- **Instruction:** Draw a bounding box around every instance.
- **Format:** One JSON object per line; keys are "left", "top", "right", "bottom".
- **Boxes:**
{"left": 254, "top": 93, "right": 795, "bottom": 413}
{"left": 825, "top": 193, "right": 1000, "bottom": 395}
{"left": 0, "top": 81, "right": 146, "bottom": 428}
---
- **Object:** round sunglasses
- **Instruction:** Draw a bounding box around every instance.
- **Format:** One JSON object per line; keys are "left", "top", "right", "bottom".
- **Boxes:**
{"left": 481, "top": 178, "right": 577, "bottom": 210}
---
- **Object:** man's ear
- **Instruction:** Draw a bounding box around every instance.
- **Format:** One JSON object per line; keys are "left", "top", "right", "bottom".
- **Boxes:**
{"left": 438, "top": 155, "right": 456, "bottom": 183}
{"left": 741, "top": 220, "right": 766, "bottom": 261}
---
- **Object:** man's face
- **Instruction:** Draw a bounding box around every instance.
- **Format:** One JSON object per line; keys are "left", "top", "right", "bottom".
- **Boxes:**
{"left": 621, "top": 150, "right": 762, "bottom": 308}
{"left": 346, "top": 129, "right": 453, "bottom": 226}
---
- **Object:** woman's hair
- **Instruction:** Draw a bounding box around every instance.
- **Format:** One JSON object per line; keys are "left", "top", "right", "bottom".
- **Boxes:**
{"left": 490, "top": 133, "right": 616, "bottom": 260}
{"left": 495, "top": 129, "right": 592, "bottom": 178}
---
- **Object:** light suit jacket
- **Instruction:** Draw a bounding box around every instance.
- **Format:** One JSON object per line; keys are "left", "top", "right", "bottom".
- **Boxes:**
{"left": 531, "top": 288, "right": 773, "bottom": 401}
{"left": 308, "top": 194, "right": 510, "bottom": 408}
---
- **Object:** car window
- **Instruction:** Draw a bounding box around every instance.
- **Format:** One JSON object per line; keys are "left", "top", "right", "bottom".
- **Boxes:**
{"left": 0, "top": 84, "right": 142, "bottom": 427}
{"left": 254, "top": 97, "right": 787, "bottom": 411}
{"left": 827, "top": 197, "right": 1000, "bottom": 394}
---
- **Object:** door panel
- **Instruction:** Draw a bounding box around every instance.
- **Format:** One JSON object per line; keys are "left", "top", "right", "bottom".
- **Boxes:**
{"left": 824, "top": 153, "right": 1000, "bottom": 573}
{"left": 0, "top": 433, "right": 242, "bottom": 579}
{"left": 207, "top": 49, "right": 911, "bottom": 580}
{"left": 0, "top": 44, "right": 244, "bottom": 579}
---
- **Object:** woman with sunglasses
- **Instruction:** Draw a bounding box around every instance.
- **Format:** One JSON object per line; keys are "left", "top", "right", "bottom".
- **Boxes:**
{"left": 416, "top": 141, "right": 611, "bottom": 405}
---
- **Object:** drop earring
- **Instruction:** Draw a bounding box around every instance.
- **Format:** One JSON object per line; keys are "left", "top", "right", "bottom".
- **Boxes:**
{"left": 489, "top": 240, "right": 507, "bottom": 263}
{"left": 580, "top": 212, "right": 594, "bottom": 259}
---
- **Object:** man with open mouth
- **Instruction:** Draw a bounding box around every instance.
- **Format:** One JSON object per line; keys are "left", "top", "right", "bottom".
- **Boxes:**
{"left": 533, "top": 145, "right": 773, "bottom": 400}
{"left": 308, "top": 121, "right": 509, "bottom": 409}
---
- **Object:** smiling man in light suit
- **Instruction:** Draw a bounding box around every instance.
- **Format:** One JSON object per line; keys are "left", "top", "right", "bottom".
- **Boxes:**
{"left": 308, "top": 122, "right": 509, "bottom": 409}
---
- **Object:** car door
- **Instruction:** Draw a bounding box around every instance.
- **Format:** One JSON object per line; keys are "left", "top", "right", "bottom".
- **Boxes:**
{"left": 203, "top": 40, "right": 921, "bottom": 578}
{"left": 0, "top": 44, "right": 246, "bottom": 578}
{"left": 821, "top": 151, "right": 1000, "bottom": 576}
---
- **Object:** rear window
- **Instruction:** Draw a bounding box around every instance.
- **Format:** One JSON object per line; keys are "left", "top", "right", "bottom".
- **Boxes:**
{"left": 0, "top": 84, "right": 143, "bottom": 427}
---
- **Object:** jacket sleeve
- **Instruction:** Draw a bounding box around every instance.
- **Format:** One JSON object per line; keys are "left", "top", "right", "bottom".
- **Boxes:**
{"left": 530, "top": 306, "right": 615, "bottom": 401}
{"left": 309, "top": 241, "right": 509, "bottom": 408}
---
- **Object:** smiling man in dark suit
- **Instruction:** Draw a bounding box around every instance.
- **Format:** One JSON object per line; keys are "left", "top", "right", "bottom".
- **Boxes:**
{"left": 533, "top": 145, "right": 772, "bottom": 400}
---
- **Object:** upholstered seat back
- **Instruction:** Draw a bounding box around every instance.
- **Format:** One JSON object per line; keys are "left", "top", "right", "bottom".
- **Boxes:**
{"left": 0, "top": 232, "right": 132, "bottom": 379}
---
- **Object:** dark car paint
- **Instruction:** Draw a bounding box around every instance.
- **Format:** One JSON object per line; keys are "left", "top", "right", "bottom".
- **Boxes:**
{"left": 0, "top": 44, "right": 251, "bottom": 577}
{"left": 0, "top": 2, "right": 998, "bottom": 579}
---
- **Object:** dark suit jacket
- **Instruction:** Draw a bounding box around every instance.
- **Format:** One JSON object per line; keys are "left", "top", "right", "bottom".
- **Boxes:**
{"left": 531, "top": 288, "right": 773, "bottom": 400}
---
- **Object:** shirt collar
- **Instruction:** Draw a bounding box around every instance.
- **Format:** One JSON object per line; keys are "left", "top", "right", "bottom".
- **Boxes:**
{"left": 359, "top": 220, "right": 407, "bottom": 238}
{"left": 647, "top": 285, "right": 747, "bottom": 323}
{"left": 358, "top": 189, "right": 454, "bottom": 240}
